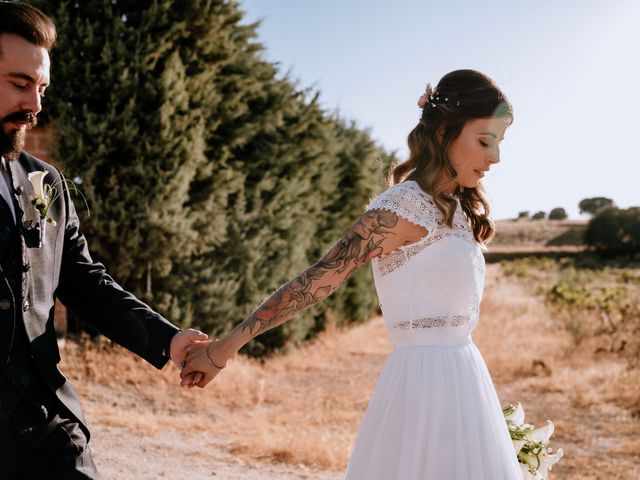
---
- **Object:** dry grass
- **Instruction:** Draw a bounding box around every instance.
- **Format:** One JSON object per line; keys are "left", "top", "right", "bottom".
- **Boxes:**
{"left": 61, "top": 315, "right": 392, "bottom": 472}
{"left": 59, "top": 264, "right": 640, "bottom": 479}
{"left": 492, "top": 219, "right": 587, "bottom": 248}
{"left": 481, "top": 265, "right": 640, "bottom": 479}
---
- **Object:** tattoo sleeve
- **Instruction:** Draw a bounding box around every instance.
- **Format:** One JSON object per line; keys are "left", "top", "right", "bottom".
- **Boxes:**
{"left": 238, "top": 209, "right": 399, "bottom": 337}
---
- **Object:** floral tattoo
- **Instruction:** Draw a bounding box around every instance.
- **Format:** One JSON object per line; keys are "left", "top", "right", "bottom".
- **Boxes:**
{"left": 240, "top": 209, "right": 398, "bottom": 337}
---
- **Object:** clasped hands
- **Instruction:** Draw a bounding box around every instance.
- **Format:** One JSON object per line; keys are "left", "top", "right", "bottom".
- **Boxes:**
{"left": 169, "top": 328, "right": 231, "bottom": 388}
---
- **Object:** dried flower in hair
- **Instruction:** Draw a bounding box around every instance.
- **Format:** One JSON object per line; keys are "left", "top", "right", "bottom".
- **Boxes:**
{"left": 417, "top": 83, "right": 434, "bottom": 109}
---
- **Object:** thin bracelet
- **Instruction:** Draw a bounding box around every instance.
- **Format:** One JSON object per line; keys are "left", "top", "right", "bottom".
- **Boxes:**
{"left": 206, "top": 341, "right": 227, "bottom": 370}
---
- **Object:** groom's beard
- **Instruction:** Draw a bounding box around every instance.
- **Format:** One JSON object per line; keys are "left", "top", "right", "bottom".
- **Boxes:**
{"left": 0, "top": 111, "right": 38, "bottom": 161}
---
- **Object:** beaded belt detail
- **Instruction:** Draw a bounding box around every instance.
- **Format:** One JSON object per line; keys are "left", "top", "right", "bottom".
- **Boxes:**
{"left": 392, "top": 313, "right": 472, "bottom": 330}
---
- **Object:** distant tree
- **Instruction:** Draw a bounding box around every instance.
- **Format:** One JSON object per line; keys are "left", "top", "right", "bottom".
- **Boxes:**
{"left": 579, "top": 197, "right": 615, "bottom": 216}
{"left": 532, "top": 211, "right": 546, "bottom": 220}
{"left": 584, "top": 207, "right": 640, "bottom": 255}
{"left": 549, "top": 207, "right": 568, "bottom": 220}
{"left": 518, "top": 211, "right": 530, "bottom": 219}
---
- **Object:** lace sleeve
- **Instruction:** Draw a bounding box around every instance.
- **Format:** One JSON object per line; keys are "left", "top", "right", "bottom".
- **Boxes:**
{"left": 365, "top": 181, "right": 440, "bottom": 232}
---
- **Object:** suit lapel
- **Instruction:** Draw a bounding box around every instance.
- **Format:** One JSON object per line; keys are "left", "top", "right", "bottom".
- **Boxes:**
{"left": 8, "top": 159, "right": 41, "bottom": 249}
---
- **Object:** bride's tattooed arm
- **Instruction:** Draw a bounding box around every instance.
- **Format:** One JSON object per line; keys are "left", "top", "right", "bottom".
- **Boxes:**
{"left": 239, "top": 209, "right": 401, "bottom": 337}
{"left": 181, "top": 209, "right": 427, "bottom": 387}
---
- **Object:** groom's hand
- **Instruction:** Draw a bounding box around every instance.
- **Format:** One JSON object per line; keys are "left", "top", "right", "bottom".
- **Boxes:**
{"left": 170, "top": 329, "right": 208, "bottom": 387}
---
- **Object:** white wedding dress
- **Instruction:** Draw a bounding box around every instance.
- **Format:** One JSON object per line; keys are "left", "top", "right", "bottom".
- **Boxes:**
{"left": 344, "top": 181, "right": 521, "bottom": 479}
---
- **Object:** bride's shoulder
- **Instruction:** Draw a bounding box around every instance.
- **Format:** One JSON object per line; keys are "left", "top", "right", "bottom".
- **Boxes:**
{"left": 394, "top": 180, "right": 434, "bottom": 198}
{"left": 368, "top": 180, "right": 435, "bottom": 209}
{"left": 366, "top": 181, "right": 439, "bottom": 231}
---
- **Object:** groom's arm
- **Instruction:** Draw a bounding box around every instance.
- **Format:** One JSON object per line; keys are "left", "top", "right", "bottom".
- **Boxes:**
{"left": 54, "top": 174, "right": 181, "bottom": 369}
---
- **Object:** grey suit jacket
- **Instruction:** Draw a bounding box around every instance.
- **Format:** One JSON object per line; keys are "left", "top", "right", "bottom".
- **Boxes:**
{"left": 2, "top": 151, "right": 180, "bottom": 436}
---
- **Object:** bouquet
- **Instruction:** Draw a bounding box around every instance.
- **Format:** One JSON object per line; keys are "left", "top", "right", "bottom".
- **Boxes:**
{"left": 503, "top": 403, "right": 564, "bottom": 480}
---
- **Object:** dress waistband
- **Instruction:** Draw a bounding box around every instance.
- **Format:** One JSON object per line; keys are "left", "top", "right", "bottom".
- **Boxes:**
{"left": 392, "top": 334, "right": 473, "bottom": 349}
{"left": 387, "top": 312, "right": 477, "bottom": 349}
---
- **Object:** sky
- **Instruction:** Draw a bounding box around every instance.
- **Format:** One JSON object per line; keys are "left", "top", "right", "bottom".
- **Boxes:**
{"left": 238, "top": 0, "right": 640, "bottom": 220}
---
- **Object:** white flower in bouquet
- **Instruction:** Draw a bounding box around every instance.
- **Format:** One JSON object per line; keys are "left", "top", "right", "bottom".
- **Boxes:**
{"left": 503, "top": 403, "right": 563, "bottom": 480}
{"left": 504, "top": 402, "right": 526, "bottom": 425}
{"left": 530, "top": 420, "right": 555, "bottom": 444}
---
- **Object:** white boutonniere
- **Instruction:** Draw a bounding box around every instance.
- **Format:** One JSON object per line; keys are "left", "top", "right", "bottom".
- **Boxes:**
{"left": 27, "top": 170, "right": 88, "bottom": 246}
{"left": 28, "top": 170, "right": 57, "bottom": 227}
{"left": 503, "top": 403, "right": 564, "bottom": 480}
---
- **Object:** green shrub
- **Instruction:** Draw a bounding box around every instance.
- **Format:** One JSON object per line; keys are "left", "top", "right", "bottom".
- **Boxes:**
{"left": 501, "top": 256, "right": 640, "bottom": 348}
{"left": 584, "top": 207, "right": 640, "bottom": 255}
{"left": 579, "top": 197, "right": 615, "bottom": 216}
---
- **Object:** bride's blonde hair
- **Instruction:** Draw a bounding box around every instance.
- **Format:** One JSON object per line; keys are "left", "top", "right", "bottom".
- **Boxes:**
{"left": 391, "top": 69, "right": 513, "bottom": 244}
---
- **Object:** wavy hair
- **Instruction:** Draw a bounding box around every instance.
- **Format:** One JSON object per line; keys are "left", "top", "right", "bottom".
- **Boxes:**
{"left": 391, "top": 69, "right": 513, "bottom": 244}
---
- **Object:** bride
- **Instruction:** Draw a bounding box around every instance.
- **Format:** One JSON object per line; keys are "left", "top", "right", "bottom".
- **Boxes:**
{"left": 182, "top": 69, "right": 522, "bottom": 479}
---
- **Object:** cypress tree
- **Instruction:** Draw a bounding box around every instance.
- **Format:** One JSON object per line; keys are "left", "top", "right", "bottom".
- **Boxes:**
{"left": 31, "top": 0, "right": 217, "bottom": 298}
{"left": 35, "top": 0, "right": 395, "bottom": 354}
{"left": 171, "top": 81, "right": 339, "bottom": 354}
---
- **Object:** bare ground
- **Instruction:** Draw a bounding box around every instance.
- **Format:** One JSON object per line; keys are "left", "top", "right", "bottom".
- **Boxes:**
{"left": 89, "top": 424, "right": 340, "bottom": 479}
{"left": 58, "top": 264, "right": 639, "bottom": 479}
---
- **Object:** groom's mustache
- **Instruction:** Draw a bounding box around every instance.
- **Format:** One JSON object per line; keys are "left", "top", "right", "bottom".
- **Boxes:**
{"left": 2, "top": 110, "right": 38, "bottom": 128}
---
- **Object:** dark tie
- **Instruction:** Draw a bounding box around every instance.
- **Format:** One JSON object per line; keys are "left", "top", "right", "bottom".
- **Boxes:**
{"left": 0, "top": 158, "right": 16, "bottom": 224}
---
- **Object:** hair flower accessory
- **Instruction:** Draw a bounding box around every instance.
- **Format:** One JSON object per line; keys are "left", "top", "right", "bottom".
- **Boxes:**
{"left": 417, "top": 83, "right": 434, "bottom": 109}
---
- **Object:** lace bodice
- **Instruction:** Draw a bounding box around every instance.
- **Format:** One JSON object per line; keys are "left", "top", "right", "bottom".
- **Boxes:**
{"left": 366, "top": 181, "right": 485, "bottom": 347}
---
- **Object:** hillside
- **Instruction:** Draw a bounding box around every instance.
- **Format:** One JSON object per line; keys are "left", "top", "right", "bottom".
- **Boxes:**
{"left": 486, "top": 219, "right": 588, "bottom": 261}
{"left": 492, "top": 218, "right": 587, "bottom": 248}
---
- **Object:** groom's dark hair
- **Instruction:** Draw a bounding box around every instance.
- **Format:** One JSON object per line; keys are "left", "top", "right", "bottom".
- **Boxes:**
{"left": 0, "top": 2, "right": 57, "bottom": 58}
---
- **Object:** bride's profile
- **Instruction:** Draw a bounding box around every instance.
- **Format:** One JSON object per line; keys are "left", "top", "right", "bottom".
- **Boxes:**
{"left": 183, "top": 69, "right": 522, "bottom": 479}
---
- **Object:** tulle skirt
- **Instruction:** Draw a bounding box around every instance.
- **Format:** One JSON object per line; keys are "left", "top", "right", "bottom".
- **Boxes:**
{"left": 344, "top": 342, "right": 522, "bottom": 480}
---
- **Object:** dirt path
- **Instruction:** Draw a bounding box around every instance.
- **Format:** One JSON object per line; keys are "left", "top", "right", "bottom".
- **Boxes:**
{"left": 90, "top": 425, "right": 341, "bottom": 479}
{"left": 60, "top": 264, "right": 639, "bottom": 479}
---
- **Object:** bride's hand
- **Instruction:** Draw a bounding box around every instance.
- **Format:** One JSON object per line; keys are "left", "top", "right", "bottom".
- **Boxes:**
{"left": 180, "top": 340, "right": 230, "bottom": 388}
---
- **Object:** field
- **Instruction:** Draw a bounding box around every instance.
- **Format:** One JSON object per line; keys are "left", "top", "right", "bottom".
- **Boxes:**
{"left": 491, "top": 219, "right": 587, "bottom": 249}
{"left": 57, "top": 254, "right": 639, "bottom": 479}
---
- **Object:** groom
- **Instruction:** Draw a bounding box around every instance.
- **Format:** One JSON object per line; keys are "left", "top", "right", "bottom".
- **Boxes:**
{"left": 0, "top": 3, "right": 207, "bottom": 478}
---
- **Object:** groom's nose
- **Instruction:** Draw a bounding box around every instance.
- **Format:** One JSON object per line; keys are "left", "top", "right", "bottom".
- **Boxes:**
{"left": 21, "top": 89, "right": 43, "bottom": 117}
